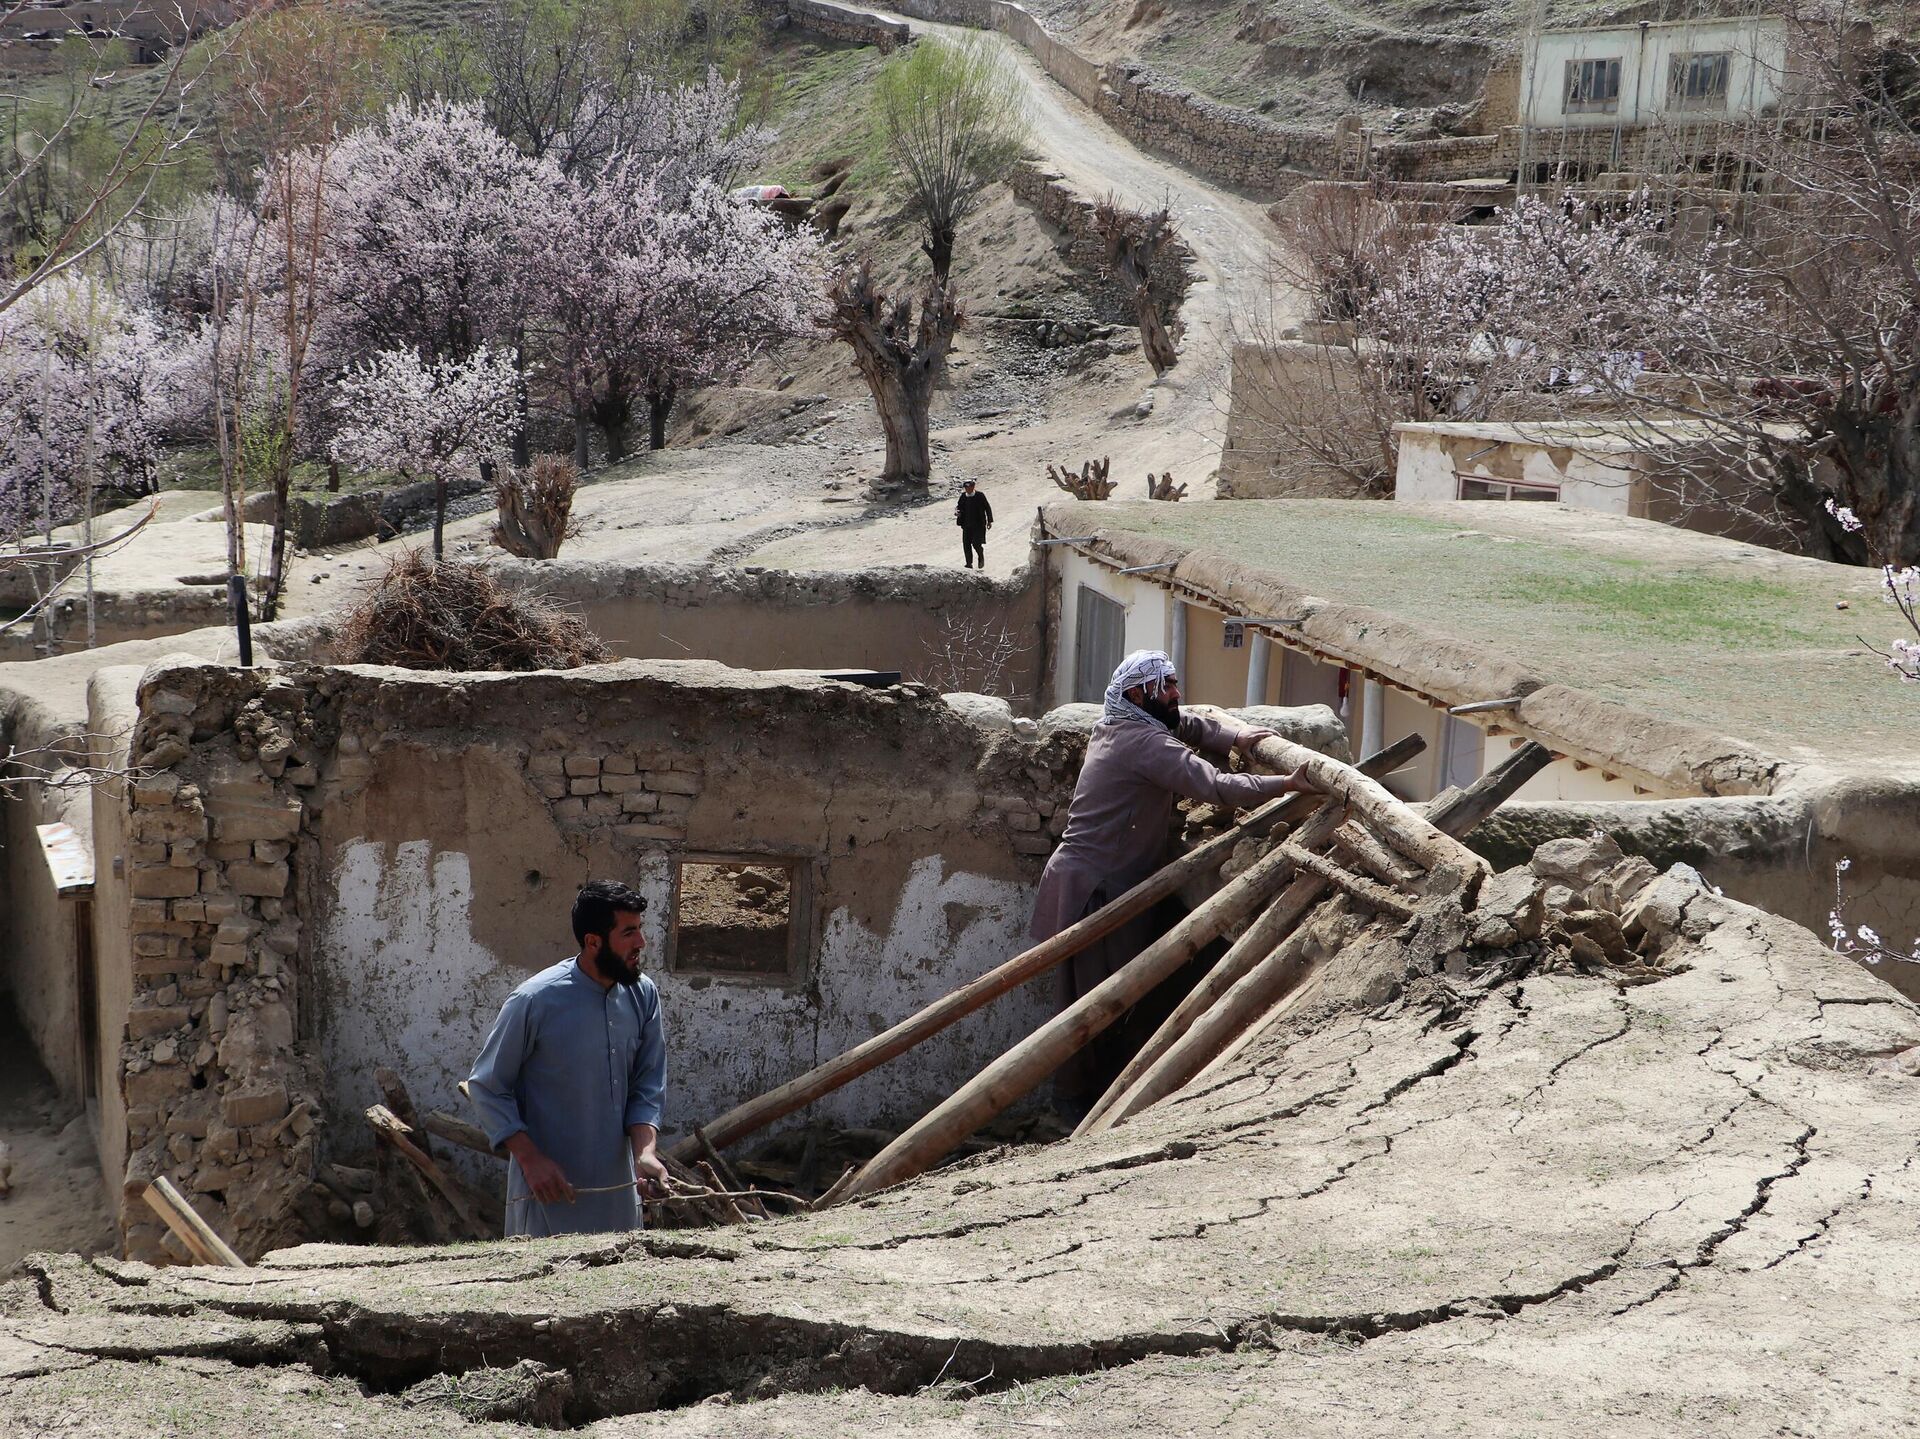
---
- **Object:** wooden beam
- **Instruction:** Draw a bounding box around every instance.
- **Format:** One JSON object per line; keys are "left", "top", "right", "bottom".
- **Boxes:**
{"left": 666, "top": 735, "right": 1425, "bottom": 1164}
{"left": 1090, "top": 742, "right": 1557, "bottom": 1130}
{"left": 367, "top": 1104, "right": 491, "bottom": 1241}
{"left": 142, "top": 1176, "right": 245, "bottom": 1268}
{"left": 833, "top": 813, "right": 1332, "bottom": 1203}
{"left": 423, "top": 1110, "right": 501, "bottom": 1158}
{"left": 1246, "top": 734, "right": 1486, "bottom": 878}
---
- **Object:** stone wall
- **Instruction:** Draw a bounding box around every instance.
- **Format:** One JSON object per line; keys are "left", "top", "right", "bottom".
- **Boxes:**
{"left": 1006, "top": 163, "right": 1193, "bottom": 326}
{"left": 782, "top": 0, "right": 909, "bottom": 50}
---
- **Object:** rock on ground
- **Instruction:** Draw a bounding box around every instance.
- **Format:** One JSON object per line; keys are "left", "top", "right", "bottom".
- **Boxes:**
{"left": 4, "top": 880, "right": 1919, "bottom": 1436}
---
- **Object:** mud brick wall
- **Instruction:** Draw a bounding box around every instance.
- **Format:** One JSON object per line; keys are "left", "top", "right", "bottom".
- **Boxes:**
{"left": 117, "top": 662, "right": 332, "bottom": 1264}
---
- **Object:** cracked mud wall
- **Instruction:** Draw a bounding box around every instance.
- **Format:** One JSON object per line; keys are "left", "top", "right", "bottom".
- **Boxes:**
{"left": 486, "top": 561, "right": 1046, "bottom": 708}
{"left": 300, "top": 661, "right": 1097, "bottom": 1202}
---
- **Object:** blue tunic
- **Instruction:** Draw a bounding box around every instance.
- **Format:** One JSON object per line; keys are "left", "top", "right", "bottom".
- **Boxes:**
{"left": 466, "top": 958, "right": 668, "bottom": 1238}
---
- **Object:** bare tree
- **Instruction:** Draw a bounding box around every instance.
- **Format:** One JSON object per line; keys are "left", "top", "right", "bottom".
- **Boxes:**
{"left": 916, "top": 612, "right": 1031, "bottom": 697}
{"left": 871, "top": 32, "right": 1028, "bottom": 288}
{"left": 1092, "top": 198, "right": 1181, "bottom": 376}
{"left": 213, "top": 0, "right": 386, "bottom": 617}
{"left": 492, "top": 454, "right": 581, "bottom": 560}
{"left": 828, "top": 262, "right": 961, "bottom": 490}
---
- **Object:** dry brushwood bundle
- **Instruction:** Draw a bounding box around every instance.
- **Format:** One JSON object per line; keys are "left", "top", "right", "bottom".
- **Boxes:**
{"left": 492, "top": 455, "right": 581, "bottom": 561}
{"left": 340, "top": 549, "right": 611, "bottom": 672}
{"left": 1146, "top": 471, "right": 1187, "bottom": 501}
{"left": 1093, "top": 196, "right": 1181, "bottom": 376}
{"left": 1049, "top": 456, "right": 1115, "bottom": 500}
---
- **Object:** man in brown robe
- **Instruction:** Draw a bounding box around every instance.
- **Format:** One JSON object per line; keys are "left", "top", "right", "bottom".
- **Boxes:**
{"left": 1032, "top": 649, "right": 1315, "bottom": 1117}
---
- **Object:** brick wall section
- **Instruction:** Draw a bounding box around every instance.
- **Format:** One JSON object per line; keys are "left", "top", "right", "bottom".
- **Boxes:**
{"left": 118, "top": 663, "right": 331, "bottom": 1264}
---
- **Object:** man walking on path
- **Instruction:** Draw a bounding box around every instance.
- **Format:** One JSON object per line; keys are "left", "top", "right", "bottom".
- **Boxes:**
{"left": 468, "top": 880, "right": 669, "bottom": 1237}
{"left": 956, "top": 479, "right": 993, "bottom": 568}
{"left": 1031, "top": 650, "right": 1317, "bottom": 1117}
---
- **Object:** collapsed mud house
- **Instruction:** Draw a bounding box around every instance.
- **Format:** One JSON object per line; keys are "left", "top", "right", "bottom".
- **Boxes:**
{"left": 3, "top": 482, "right": 1916, "bottom": 1270}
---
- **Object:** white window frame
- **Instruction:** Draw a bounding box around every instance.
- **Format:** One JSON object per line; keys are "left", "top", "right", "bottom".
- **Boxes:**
{"left": 1563, "top": 56, "right": 1623, "bottom": 114}
{"left": 1456, "top": 473, "right": 1562, "bottom": 502}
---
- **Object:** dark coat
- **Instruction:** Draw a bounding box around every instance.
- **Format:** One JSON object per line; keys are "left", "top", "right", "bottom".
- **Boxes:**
{"left": 955, "top": 490, "right": 993, "bottom": 534}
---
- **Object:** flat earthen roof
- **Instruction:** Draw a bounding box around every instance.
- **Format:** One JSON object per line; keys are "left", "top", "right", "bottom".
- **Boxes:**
{"left": 1043, "top": 500, "right": 1913, "bottom": 789}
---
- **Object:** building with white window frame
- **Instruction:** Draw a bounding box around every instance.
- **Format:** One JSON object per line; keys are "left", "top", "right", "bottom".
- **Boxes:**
{"left": 1518, "top": 15, "right": 1790, "bottom": 131}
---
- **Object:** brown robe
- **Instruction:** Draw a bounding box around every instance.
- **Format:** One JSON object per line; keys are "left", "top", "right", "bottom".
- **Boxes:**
{"left": 1031, "top": 710, "right": 1294, "bottom": 1101}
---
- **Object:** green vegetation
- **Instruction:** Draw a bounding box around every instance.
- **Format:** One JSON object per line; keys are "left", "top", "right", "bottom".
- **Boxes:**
{"left": 1088, "top": 500, "right": 1910, "bottom": 763}
{"left": 756, "top": 40, "right": 893, "bottom": 198}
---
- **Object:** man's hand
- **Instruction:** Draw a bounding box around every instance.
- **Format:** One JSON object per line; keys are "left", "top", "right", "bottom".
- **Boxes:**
{"left": 634, "top": 1149, "right": 669, "bottom": 1200}
{"left": 630, "top": 1124, "right": 669, "bottom": 1201}
{"left": 504, "top": 1133, "right": 575, "bottom": 1204}
{"left": 1281, "top": 766, "right": 1322, "bottom": 795}
{"left": 1233, "top": 726, "right": 1277, "bottom": 757}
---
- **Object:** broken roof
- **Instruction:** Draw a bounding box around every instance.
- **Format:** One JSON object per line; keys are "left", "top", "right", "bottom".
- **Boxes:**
{"left": 1043, "top": 500, "right": 1913, "bottom": 789}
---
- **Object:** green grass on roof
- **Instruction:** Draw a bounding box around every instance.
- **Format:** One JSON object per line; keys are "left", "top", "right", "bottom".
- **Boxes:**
{"left": 1084, "top": 500, "right": 1913, "bottom": 767}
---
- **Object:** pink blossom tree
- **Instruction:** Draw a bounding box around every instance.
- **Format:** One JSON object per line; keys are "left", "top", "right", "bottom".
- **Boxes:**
{"left": 328, "top": 344, "right": 520, "bottom": 558}
{"left": 0, "top": 274, "right": 176, "bottom": 542}
{"left": 316, "top": 98, "right": 567, "bottom": 436}
{"left": 531, "top": 141, "right": 822, "bottom": 463}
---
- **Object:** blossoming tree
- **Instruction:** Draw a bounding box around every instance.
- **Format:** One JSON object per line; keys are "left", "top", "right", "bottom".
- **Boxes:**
{"left": 328, "top": 344, "right": 521, "bottom": 558}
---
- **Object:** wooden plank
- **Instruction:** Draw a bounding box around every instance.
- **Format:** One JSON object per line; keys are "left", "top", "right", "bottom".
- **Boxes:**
{"left": 423, "top": 1110, "right": 501, "bottom": 1158}
{"left": 142, "top": 1176, "right": 245, "bottom": 1268}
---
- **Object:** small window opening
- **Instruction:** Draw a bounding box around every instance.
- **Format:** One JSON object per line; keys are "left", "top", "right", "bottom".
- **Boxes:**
{"left": 1457, "top": 474, "right": 1561, "bottom": 502}
{"left": 669, "top": 857, "right": 805, "bottom": 981}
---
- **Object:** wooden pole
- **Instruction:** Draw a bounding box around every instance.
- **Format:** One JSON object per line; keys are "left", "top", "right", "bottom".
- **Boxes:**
{"left": 833, "top": 806, "right": 1360, "bottom": 1203}
{"left": 142, "top": 1176, "right": 246, "bottom": 1268}
{"left": 367, "top": 1104, "right": 491, "bottom": 1241}
{"left": 1086, "top": 742, "right": 1555, "bottom": 1131}
{"left": 1074, "top": 799, "right": 1368, "bottom": 1136}
{"left": 1247, "top": 733, "right": 1486, "bottom": 878}
{"left": 424, "top": 1110, "right": 501, "bottom": 1158}
{"left": 666, "top": 737, "right": 1423, "bottom": 1164}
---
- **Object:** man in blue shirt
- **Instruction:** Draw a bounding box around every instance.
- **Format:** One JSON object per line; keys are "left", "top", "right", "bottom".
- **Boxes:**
{"left": 467, "top": 880, "right": 669, "bottom": 1237}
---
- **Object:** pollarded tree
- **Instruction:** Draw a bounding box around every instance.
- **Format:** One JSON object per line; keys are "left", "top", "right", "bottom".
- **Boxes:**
{"left": 872, "top": 33, "right": 1029, "bottom": 287}
{"left": 1093, "top": 197, "right": 1182, "bottom": 376}
{"left": 328, "top": 344, "right": 521, "bottom": 558}
{"left": 828, "top": 262, "right": 963, "bottom": 489}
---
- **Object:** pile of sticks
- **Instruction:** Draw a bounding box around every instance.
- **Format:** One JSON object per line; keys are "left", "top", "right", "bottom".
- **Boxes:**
{"left": 670, "top": 732, "right": 1555, "bottom": 1204}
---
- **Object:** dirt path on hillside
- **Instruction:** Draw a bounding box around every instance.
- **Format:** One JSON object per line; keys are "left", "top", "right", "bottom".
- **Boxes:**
{"left": 741, "top": 4, "right": 1293, "bottom": 572}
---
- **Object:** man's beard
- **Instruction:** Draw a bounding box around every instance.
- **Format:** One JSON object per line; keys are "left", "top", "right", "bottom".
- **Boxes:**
{"left": 1139, "top": 693, "right": 1180, "bottom": 729}
{"left": 603, "top": 948, "right": 642, "bottom": 984}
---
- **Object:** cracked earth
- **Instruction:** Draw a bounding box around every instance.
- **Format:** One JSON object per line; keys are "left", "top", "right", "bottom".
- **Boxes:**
{"left": 6, "top": 886, "right": 1920, "bottom": 1436}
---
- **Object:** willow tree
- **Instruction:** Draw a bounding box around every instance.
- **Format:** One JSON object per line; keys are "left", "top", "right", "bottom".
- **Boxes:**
{"left": 871, "top": 33, "right": 1028, "bottom": 287}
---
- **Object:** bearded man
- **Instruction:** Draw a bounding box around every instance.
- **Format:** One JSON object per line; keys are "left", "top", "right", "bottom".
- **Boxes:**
{"left": 1032, "top": 650, "right": 1317, "bottom": 1116}
{"left": 468, "top": 879, "right": 669, "bottom": 1237}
